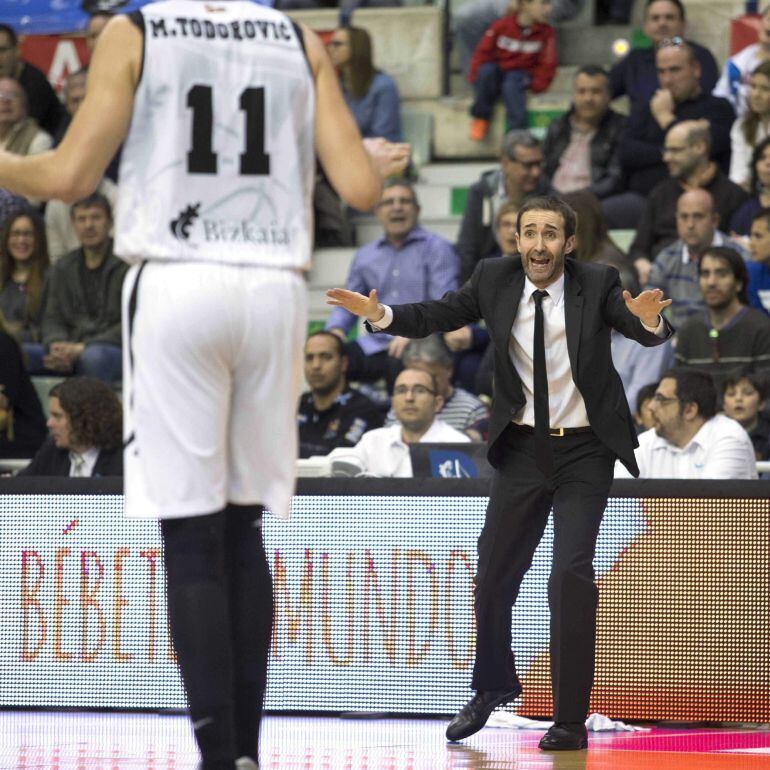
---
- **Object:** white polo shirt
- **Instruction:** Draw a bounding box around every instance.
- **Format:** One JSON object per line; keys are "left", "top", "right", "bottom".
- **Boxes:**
{"left": 331, "top": 418, "right": 470, "bottom": 478}
{"left": 614, "top": 414, "right": 757, "bottom": 479}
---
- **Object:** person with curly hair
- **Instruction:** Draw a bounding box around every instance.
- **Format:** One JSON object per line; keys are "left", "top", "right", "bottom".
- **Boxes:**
{"left": 0, "top": 207, "right": 49, "bottom": 370}
{"left": 19, "top": 376, "right": 122, "bottom": 476}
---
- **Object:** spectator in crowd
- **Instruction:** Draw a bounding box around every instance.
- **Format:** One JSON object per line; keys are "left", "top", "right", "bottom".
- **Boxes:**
{"left": 609, "top": 0, "right": 718, "bottom": 108}
{"left": 0, "top": 76, "right": 52, "bottom": 158}
{"left": 467, "top": 0, "right": 556, "bottom": 141}
{"left": 0, "top": 24, "right": 65, "bottom": 137}
{"left": 561, "top": 189, "right": 635, "bottom": 282}
{"left": 0, "top": 188, "right": 26, "bottom": 230}
{"left": 714, "top": 4, "right": 770, "bottom": 116}
{"left": 729, "top": 61, "right": 770, "bottom": 188}
{"left": 675, "top": 247, "right": 770, "bottom": 388}
{"left": 326, "top": 26, "right": 402, "bottom": 143}
{"left": 85, "top": 12, "right": 114, "bottom": 59}
{"left": 46, "top": 70, "right": 117, "bottom": 261}
{"left": 730, "top": 136, "right": 770, "bottom": 235}
{"left": 19, "top": 377, "right": 123, "bottom": 476}
{"left": 628, "top": 121, "right": 747, "bottom": 265}
{"left": 0, "top": 315, "right": 46, "bottom": 459}
{"left": 328, "top": 367, "right": 470, "bottom": 477}
{"left": 645, "top": 189, "right": 746, "bottom": 327}
{"left": 721, "top": 367, "right": 770, "bottom": 460}
{"left": 747, "top": 207, "right": 770, "bottom": 315}
{"left": 634, "top": 381, "right": 659, "bottom": 433}
{"left": 611, "top": 40, "right": 734, "bottom": 228}
{"left": 457, "top": 130, "right": 548, "bottom": 282}
{"left": 384, "top": 336, "right": 489, "bottom": 440}
{"left": 0, "top": 209, "right": 49, "bottom": 370}
{"left": 298, "top": 331, "right": 384, "bottom": 459}
{"left": 453, "top": 0, "right": 577, "bottom": 79}
{"left": 454, "top": 201, "right": 520, "bottom": 396}
{"left": 51, "top": 68, "right": 87, "bottom": 146}
{"left": 326, "top": 180, "right": 459, "bottom": 391}
{"left": 41, "top": 193, "right": 128, "bottom": 384}
{"left": 615, "top": 368, "right": 757, "bottom": 478}
{"left": 542, "top": 66, "right": 626, "bottom": 199}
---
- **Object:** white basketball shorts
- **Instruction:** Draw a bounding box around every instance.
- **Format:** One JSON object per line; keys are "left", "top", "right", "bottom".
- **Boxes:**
{"left": 122, "top": 260, "right": 307, "bottom": 520}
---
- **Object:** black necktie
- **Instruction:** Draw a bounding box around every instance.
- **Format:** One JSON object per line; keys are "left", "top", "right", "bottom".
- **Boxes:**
{"left": 532, "top": 290, "right": 552, "bottom": 476}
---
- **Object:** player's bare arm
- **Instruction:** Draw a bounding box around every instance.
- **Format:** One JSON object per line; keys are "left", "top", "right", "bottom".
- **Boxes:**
{"left": 0, "top": 16, "right": 139, "bottom": 202}
{"left": 301, "top": 24, "right": 409, "bottom": 210}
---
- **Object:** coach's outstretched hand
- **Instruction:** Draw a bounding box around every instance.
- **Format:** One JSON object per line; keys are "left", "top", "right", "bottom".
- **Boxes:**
{"left": 623, "top": 288, "right": 672, "bottom": 327}
{"left": 326, "top": 288, "right": 386, "bottom": 323}
{"left": 363, "top": 138, "right": 411, "bottom": 179}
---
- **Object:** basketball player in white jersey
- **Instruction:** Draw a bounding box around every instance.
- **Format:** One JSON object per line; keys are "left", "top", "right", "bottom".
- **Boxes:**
{"left": 0, "top": 3, "right": 409, "bottom": 768}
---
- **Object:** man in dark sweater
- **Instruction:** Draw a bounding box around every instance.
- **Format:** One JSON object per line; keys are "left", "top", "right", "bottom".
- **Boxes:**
{"left": 675, "top": 247, "right": 770, "bottom": 391}
{"left": 298, "top": 331, "right": 384, "bottom": 458}
{"left": 609, "top": 0, "right": 718, "bottom": 108}
{"left": 41, "top": 192, "right": 128, "bottom": 384}
{"left": 0, "top": 24, "right": 64, "bottom": 137}
{"left": 629, "top": 120, "right": 747, "bottom": 268}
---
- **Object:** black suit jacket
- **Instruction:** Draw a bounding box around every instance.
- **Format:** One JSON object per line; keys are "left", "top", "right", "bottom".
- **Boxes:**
{"left": 370, "top": 257, "right": 674, "bottom": 476}
{"left": 18, "top": 436, "right": 123, "bottom": 477}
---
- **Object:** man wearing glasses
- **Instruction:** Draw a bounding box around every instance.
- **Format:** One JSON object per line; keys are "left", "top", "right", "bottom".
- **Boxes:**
{"left": 327, "top": 367, "right": 470, "bottom": 477}
{"left": 457, "top": 129, "right": 551, "bottom": 282}
{"left": 326, "top": 179, "right": 459, "bottom": 392}
{"left": 614, "top": 368, "right": 756, "bottom": 479}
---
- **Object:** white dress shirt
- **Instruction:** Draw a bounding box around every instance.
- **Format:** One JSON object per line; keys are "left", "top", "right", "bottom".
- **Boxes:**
{"left": 332, "top": 418, "right": 470, "bottom": 478}
{"left": 374, "top": 270, "right": 666, "bottom": 429}
{"left": 69, "top": 447, "right": 100, "bottom": 477}
{"left": 614, "top": 414, "right": 757, "bottom": 479}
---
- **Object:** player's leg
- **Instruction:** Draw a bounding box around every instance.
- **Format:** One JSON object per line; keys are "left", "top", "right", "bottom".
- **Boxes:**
{"left": 226, "top": 267, "right": 307, "bottom": 759}
{"left": 161, "top": 512, "right": 237, "bottom": 770}
{"left": 224, "top": 505, "right": 272, "bottom": 764}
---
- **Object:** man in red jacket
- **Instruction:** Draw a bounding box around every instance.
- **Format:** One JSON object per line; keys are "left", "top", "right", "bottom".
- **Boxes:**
{"left": 468, "top": 0, "right": 557, "bottom": 141}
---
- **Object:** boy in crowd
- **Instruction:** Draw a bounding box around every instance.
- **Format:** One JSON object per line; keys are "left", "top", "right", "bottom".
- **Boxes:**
{"left": 468, "top": 0, "right": 556, "bottom": 141}
{"left": 722, "top": 368, "right": 770, "bottom": 460}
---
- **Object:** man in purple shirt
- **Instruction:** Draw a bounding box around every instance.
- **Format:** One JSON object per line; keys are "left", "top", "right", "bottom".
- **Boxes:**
{"left": 326, "top": 179, "right": 460, "bottom": 391}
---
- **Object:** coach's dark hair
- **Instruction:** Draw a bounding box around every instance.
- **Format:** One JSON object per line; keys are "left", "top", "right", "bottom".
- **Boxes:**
{"left": 721, "top": 366, "right": 770, "bottom": 401}
{"left": 305, "top": 330, "right": 347, "bottom": 358}
{"left": 661, "top": 368, "right": 717, "bottom": 420}
{"left": 70, "top": 191, "right": 112, "bottom": 220}
{"left": 50, "top": 377, "right": 123, "bottom": 451}
{"left": 645, "top": 0, "right": 685, "bottom": 21}
{"left": 516, "top": 196, "right": 577, "bottom": 240}
{"left": 0, "top": 24, "right": 18, "bottom": 46}
{"left": 700, "top": 246, "right": 749, "bottom": 305}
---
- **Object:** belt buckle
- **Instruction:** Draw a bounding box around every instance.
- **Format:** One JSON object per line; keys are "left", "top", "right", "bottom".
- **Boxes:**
{"left": 550, "top": 427, "right": 565, "bottom": 437}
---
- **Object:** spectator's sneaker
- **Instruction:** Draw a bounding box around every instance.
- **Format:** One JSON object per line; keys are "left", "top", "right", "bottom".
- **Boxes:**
{"left": 469, "top": 118, "right": 489, "bottom": 141}
{"left": 236, "top": 758, "right": 259, "bottom": 770}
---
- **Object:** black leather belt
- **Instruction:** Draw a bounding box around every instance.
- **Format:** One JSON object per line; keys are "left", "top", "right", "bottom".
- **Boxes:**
{"left": 512, "top": 424, "right": 594, "bottom": 437}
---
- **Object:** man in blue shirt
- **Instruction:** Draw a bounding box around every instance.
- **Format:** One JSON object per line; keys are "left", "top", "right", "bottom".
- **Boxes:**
{"left": 326, "top": 179, "right": 460, "bottom": 391}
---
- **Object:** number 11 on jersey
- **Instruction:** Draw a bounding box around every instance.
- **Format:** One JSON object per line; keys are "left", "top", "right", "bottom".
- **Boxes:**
{"left": 186, "top": 84, "right": 270, "bottom": 176}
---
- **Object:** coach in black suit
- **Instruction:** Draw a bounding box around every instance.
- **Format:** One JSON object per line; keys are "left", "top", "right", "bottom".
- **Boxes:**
{"left": 328, "top": 196, "right": 674, "bottom": 751}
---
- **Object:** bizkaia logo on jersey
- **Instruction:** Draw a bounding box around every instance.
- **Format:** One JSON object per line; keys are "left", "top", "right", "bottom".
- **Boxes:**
{"left": 170, "top": 202, "right": 292, "bottom": 247}
{"left": 170, "top": 203, "right": 201, "bottom": 242}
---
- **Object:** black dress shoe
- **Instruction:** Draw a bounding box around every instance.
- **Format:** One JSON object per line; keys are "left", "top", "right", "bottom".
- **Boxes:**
{"left": 538, "top": 722, "right": 588, "bottom": 751}
{"left": 445, "top": 685, "right": 522, "bottom": 742}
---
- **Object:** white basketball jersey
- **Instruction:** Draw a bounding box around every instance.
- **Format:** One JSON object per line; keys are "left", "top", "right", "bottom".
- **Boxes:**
{"left": 115, "top": 0, "right": 315, "bottom": 269}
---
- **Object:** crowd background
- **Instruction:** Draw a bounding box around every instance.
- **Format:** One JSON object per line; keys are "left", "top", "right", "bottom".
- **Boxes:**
{"left": 0, "top": 0, "right": 769, "bottom": 479}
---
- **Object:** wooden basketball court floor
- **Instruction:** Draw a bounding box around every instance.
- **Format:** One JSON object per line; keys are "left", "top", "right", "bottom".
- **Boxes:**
{"left": 2, "top": 712, "right": 770, "bottom": 770}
